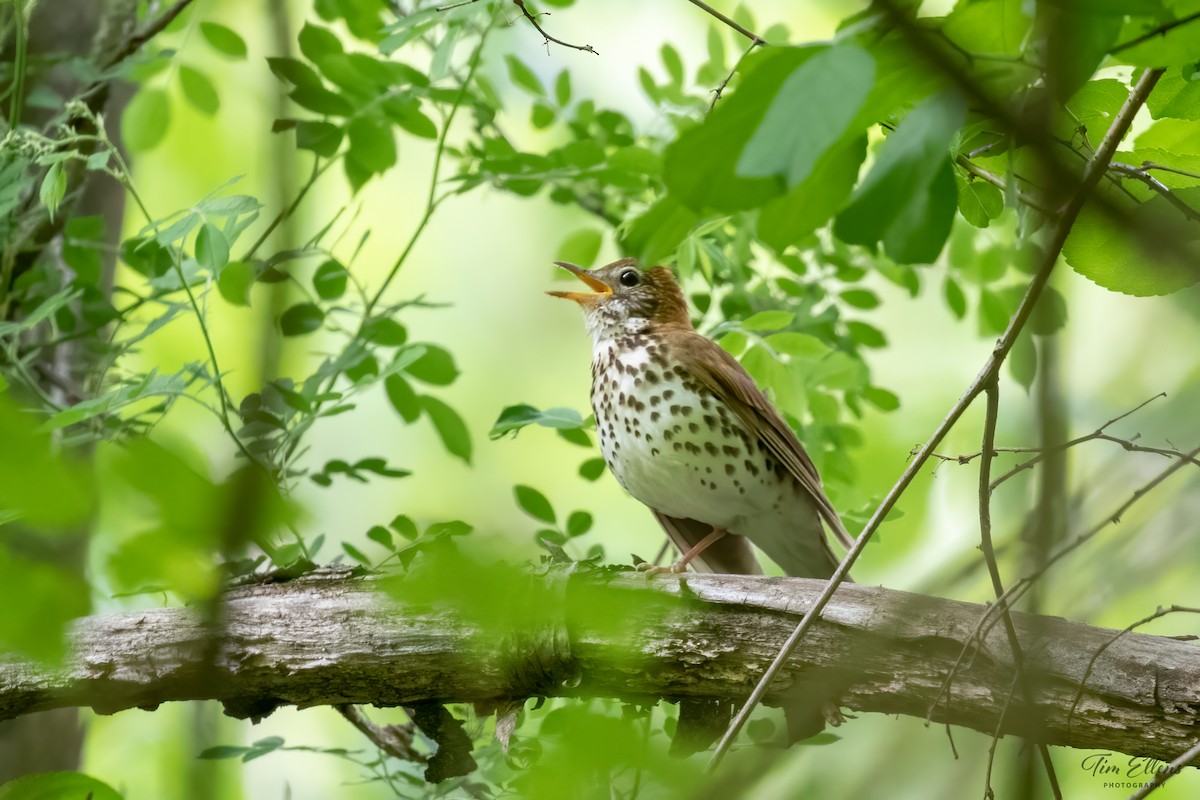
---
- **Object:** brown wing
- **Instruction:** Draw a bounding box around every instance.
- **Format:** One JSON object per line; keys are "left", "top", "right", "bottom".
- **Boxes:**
{"left": 652, "top": 510, "right": 764, "bottom": 575}
{"left": 685, "top": 334, "right": 854, "bottom": 551}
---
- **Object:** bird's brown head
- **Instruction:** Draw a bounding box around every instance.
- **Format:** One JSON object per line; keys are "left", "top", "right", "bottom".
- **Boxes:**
{"left": 548, "top": 258, "right": 690, "bottom": 341}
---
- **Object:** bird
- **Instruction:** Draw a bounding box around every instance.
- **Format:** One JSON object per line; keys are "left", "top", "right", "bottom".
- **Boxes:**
{"left": 547, "top": 257, "right": 853, "bottom": 580}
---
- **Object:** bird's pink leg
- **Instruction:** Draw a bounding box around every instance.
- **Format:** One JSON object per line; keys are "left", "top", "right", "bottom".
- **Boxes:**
{"left": 641, "top": 527, "right": 727, "bottom": 575}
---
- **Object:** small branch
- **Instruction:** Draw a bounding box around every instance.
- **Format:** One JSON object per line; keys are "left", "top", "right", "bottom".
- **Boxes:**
{"left": 1109, "top": 10, "right": 1200, "bottom": 55}
{"left": 101, "top": 0, "right": 197, "bottom": 70}
{"left": 512, "top": 0, "right": 598, "bottom": 55}
{"left": 1126, "top": 739, "right": 1200, "bottom": 800}
{"left": 336, "top": 704, "right": 426, "bottom": 764}
{"left": 684, "top": 0, "right": 764, "bottom": 45}
{"left": 1143, "top": 161, "right": 1200, "bottom": 181}
{"left": 977, "top": 379, "right": 1062, "bottom": 796}
{"left": 955, "top": 154, "right": 1054, "bottom": 215}
{"left": 1109, "top": 162, "right": 1200, "bottom": 224}
{"left": 708, "top": 38, "right": 762, "bottom": 112}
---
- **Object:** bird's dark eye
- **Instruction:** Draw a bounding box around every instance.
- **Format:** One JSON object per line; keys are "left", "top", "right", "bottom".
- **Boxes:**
{"left": 619, "top": 269, "right": 639, "bottom": 287}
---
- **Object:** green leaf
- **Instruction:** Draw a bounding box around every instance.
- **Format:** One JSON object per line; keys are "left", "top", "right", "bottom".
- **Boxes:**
{"left": 736, "top": 44, "right": 875, "bottom": 190}
{"left": 1146, "top": 66, "right": 1200, "bottom": 120}
{"left": 39, "top": 163, "right": 66, "bottom": 219}
{"left": 942, "top": 0, "right": 1030, "bottom": 56}
{"left": 0, "top": 772, "right": 123, "bottom": 800}
{"left": 367, "top": 525, "right": 393, "bottom": 549}
{"left": 621, "top": 195, "right": 698, "bottom": 265}
{"left": 200, "top": 22, "right": 248, "bottom": 59}
{"left": 343, "top": 541, "right": 371, "bottom": 565}
{"left": 505, "top": 55, "right": 545, "bottom": 95}
{"left": 835, "top": 93, "right": 966, "bottom": 264}
{"left": 531, "top": 102, "right": 556, "bottom": 129}
{"left": 346, "top": 115, "right": 397, "bottom": 174}
{"left": 514, "top": 485, "right": 556, "bottom": 523}
{"left": 295, "top": 120, "right": 343, "bottom": 157}
{"left": 1115, "top": 11, "right": 1200, "bottom": 68}
{"left": 280, "top": 303, "right": 324, "bottom": 335}
{"left": 943, "top": 276, "right": 967, "bottom": 319}
{"left": 299, "top": 22, "right": 344, "bottom": 61}
{"left": 218, "top": 260, "right": 255, "bottom": 306}
{"left": 554, "top": 70, "right": 571, "bottom": 106}
{"left": 384, "top": 374, "right": 420, "bottom": 422}
{"left": 194, "top": 222, "right": 229, "bottom": 272}
{"left": 405, "top": 345, "right": 458, "bottom": 385}
{"left": 421, "top": 396, "right": 472, "bottom": 464}
{"left": 742, "top": 310, "right": 794, "bottom": 331}
{"left": 490, "top": 405, "right": 588, "bottom": 439}
{"left": 123, "top": 89, "right": 170, "bottom": 152}
{"left": 863, "top": 386, "right": 900, "bottom": 411}
{"left": 840, "top": 289, "right": 879, "bottom": 309}
{"left": 556, "top": 229, "right": 603, "bottom": 268}
{"left": 956, "top": 177, "right": 1004, "bottom": 228}
{"left": 756, "top": 134, "right": 867, "bottom": 250}
{"left": 1030, "top": 284, "right": 1068, "bottom": 335}
{"left": 267, "top": 57, "right": 322, "bottom": 90}
{"left": 363, "top": 318, "right": 408, "bottom": 346}
{"left": 578, "top": 457, "right": 605, "bottom": 481}
{"left": 390, "top": 514, "right": 419, "bottom": 540}
{"left": 1009, "top": 330, "right": 1037, "bottom": 392}
{"left": 313, "top": 259, "right": 348, "bottom": 299}
{"left": 179, "top": 65, "right": 219, "bottom": 115}
{"left": 566, "top": 510, "right": 593, "bottom": 537}
{"left": 1062, "top": 187, "right": 1200, "bottom": 295}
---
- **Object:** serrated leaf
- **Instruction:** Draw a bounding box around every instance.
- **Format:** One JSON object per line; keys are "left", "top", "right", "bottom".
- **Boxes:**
{"left": 956, "top": 177, "right": 1004, "bottom": 228}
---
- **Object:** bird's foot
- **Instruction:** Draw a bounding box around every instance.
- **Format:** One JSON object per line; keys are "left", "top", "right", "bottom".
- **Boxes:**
{"left": 823, "top": 701, "right": 851, "bottom": 728}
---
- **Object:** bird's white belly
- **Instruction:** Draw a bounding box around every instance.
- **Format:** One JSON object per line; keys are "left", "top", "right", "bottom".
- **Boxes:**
{"left": 592, "top": 345, "right": 774, "bottom": 530}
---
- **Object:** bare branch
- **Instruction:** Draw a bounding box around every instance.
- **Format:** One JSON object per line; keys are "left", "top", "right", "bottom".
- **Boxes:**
{"left": 3, "top": 568, "right": 1200, "bottom": 767}
{"left": 1109, "top": 11, "right": 1200, "bottom": 55}
{"left": 708, "top": 38, "right": 762, "bottom": 112}
{"left": 684, "top": 0, "right": 764, "bottom": 45}
{"left": 1109, "top": 162, "right": 1200, "bottom": 224}
{"left": 512, "top": 0, "right": 598, "bottom": 55}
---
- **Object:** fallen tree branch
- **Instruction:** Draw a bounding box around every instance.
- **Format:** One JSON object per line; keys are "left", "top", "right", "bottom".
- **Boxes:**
{"left": 0, "top": 568, "right": 1197, "bottom": 765}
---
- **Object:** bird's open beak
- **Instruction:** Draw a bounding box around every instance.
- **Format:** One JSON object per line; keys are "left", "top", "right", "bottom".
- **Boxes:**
{"left": 547, "top": 261, "right": 612, "bottom": 305}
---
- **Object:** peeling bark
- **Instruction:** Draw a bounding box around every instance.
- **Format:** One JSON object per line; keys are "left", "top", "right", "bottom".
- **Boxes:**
{"left": 1, "top": 567, "right": 1197, "bottom": 764}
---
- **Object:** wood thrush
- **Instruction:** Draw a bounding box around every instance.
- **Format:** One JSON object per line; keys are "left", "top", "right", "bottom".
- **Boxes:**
{"left": 549, "top": 258, "right": 852, "bottom": 579}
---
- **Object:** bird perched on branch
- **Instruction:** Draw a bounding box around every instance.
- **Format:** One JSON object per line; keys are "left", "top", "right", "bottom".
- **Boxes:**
{"left": 548, "top": 258, "right": 852, "bottom": 580}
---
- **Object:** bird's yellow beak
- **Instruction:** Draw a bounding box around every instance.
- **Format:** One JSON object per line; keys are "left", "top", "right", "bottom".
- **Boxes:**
{"left": 547, "top": 261, "right": 612, "bottom": 305}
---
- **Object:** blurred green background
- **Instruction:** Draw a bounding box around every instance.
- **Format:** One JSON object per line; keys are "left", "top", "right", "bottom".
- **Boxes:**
{"left": 4, "top": 0, "right": 1198, "bottom": 797}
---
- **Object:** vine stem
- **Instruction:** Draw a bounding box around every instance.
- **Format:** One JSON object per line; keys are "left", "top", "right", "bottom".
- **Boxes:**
{"left": 364, "top": 9, "right": 497, "bottom": 315}
{"left": 707, "top": 66, "right": 1165, "bottom": 772}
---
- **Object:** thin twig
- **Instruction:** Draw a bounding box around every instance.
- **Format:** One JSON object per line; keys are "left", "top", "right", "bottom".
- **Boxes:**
{"left": 684, "top": 0, "right": 764, "bottom": 44}
{"left": 927, "top": 443, "right": 1200, "bottom": 721}
{"left": 706, "top": 66, "right": 1165, "bottom": 775}
{"left": 1143, "top": 160, "right": 1200, "bottom": 181}
{"left": 512, "top": 0, "right": 598, "bottom": 55}
{"left": 956, "top": 154, "right": 1054, "bottom": 215}
{"left": 1123, "top": 739, "right": 1200, "bottom": 799}
{"left": 337, "top": 705, "right": 427, "bottom": 764}
{"left": 102, "top": 0, "right": 197, "bottom": 70}
{"left": 1109, "top": 10, "right": 1200, "bottom": 55}
{"left": 983, "top": 673, "right": 1022, "bottom": 800}
{"left": 708, "top": 38, "right": 762, "bottom": 112}
{"left": 1066, "top": 606, "right": 1200, "bottom": 737}
{"left": 1109, "top": 162, "right": 1200, "bottom": 224}
{"left": 977, "top": 379, "right": 1062, "bottom": 796}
